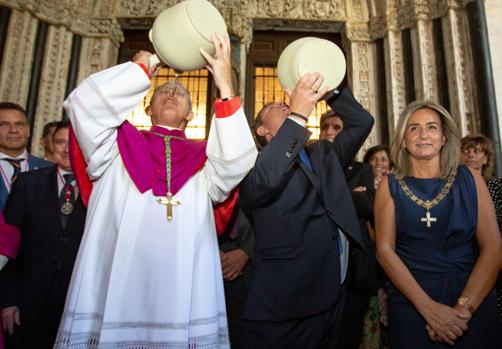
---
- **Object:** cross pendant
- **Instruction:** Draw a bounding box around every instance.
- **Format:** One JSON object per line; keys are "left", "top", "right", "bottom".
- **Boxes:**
{"left": 157, "top": 192, "right": 182, "bottom": 221}
{"left": 420, "top": 210, "right": 437, "bottom": 228}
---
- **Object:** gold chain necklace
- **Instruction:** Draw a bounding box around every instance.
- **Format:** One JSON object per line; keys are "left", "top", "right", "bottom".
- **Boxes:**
{"left": 397, "top": 170, "right": 456, "bottom": 228}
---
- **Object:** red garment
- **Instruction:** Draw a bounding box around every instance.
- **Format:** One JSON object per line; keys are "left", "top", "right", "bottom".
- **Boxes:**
{"left": 0, "top": 212, "right": 20, "bottom": 260}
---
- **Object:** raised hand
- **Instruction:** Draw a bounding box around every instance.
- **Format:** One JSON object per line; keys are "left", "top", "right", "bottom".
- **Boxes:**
{"left": 132, "top": 50, "right": 162, "bottom": 76}
{"left": 200, "top": 32, "right": 234, "bottom": 99}
{"left": 285, "top": 72, "right": 330, "bottom": 122}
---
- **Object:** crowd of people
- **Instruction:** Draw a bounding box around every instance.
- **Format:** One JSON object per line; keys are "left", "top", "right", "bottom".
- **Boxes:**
{"left": 0, "top": 32, "right": 500, "bottom": 349}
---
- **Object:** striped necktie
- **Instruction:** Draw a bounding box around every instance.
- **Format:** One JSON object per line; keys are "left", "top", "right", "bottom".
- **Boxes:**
{"left": 3, "top": 158, "right": 23, "bottom": 183}
{"left": 60, "top": 173, "right": 75, "bottom": 229}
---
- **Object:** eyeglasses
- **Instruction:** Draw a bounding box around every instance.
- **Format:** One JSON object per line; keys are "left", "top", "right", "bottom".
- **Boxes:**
{"left": 153, "top": 87, "right": 189, "bottom": 99}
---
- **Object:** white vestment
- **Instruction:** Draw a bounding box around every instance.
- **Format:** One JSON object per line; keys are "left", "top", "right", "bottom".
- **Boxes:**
{"left": 54, "top": 62, "right": 257, "bottom": 348}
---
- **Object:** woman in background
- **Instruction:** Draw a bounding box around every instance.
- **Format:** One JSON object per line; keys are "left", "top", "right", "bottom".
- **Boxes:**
{"left": 363, "top": 145, "right": 393, "bottom": 192}
{"left": 460, "top": 134, "right": 502, "bottom": 322}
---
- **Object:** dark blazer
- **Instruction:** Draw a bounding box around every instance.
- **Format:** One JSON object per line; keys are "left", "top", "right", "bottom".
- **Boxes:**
{"left": 345, "top": 161, "right": 374, "bottom": 220}
{"left": 0, "top": 154, "right": 52, "bottom": 211}
{"left": 344, "top": 161, "right": 379, "bottom": 289}
{"left": 240, "top": 88, "right": 374, "bottom": 321}
{"left": 1, "top": 165, "right": 85, "bottom": 323}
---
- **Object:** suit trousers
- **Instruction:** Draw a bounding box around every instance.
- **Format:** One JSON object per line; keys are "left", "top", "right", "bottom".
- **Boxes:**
{"left": 339, "top": 287, "right": 374, "bottom": 349}
{"left": 7, "top": 303, "right": 63, "bottom": 349}
{"left": 244, "top": 286, "right": 346, "bottom": 349}
{"left": 224, "top": 272, "right": 249, "bottom": 349}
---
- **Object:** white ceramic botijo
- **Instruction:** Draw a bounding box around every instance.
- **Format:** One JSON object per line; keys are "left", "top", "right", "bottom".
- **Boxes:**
{"left": 277, "top": 37, "right": 346, "bottom": 92}
{"left": 148, "top": 0, "right": 227, "bottom": 71}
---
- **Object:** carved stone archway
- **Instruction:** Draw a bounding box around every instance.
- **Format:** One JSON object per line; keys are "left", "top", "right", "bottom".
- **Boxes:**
{"left": 0, "top": 0, "right": 488, "bottom": 157}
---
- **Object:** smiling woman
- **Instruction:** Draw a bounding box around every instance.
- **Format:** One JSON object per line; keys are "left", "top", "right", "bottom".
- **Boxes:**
{"left": 375, "top": 100, "right": 502, "bottom": 348}
{"left": 390, "top": 101, "right": 459, "bottom": 180}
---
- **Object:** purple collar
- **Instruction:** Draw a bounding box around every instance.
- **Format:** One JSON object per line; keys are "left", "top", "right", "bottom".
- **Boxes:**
{"left": 116, "top": 121, "right": 207, "bottom": 196}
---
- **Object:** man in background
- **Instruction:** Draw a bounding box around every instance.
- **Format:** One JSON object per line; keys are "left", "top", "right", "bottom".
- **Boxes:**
{"left": 39, "top": 121, "right": 58, "bottom": 162}
{"left": 320, "top": 110, "right": 379, "bottom": 349}
{"left": 1, "top": 121, "right": 86, "bottom": 348}
{"left": 0, "top": 103, "right": 51, "bottom": 211}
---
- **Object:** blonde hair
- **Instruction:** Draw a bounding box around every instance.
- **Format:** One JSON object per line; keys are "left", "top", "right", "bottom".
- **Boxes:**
{"left": 390, "top": 100, "right": 460, "bottom": 179}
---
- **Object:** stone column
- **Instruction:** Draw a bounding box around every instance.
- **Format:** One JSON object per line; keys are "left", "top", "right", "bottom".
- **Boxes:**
{"left": 442, "top": 8, "right": 475, "bottom": 136}
{"left": 76, "top": 37, "right": 119, "bottom": 84}
{"left": 348, "top": 40, "right": 377, "bottom": 155}
{"left": 411, "top": 19, "right": 438, "bottom": 101}
{"left": 0, "top": 9, "right": 38, "bottom": 106}
{"left": 485, "top": 0, "right": 502, "bottom": 154}
{"left": 30, "top": 25, "right": 73, "bottom": 157}
{"left": 385, "top": 30, "right": 406, "bottom": 137}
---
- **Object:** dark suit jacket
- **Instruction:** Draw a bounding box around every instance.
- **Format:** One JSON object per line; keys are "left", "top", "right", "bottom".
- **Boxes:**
{"left": 240, "top": 88, "right": 374, "bottom": 321}
{"left": 0, "top": 154, "right": 52, "bottom": 211}
{"left": 344, "top": 161, "right": 379, "bottom": 289}
{"left": 1, "top": 165, "right": 85, "bottom": 323}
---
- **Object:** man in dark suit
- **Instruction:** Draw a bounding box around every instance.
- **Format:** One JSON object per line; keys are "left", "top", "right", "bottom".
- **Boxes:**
{"left": 0, "top": 102, "right": 52, "bottom": 211}
{"left": 320, "top": 111, "right": 379, "bottom": 348}
{"left": 240, "top": 73, "right": 374, "bottom": 348}
{"left": 1, "top": 121, "right": 86, "bottom": 348}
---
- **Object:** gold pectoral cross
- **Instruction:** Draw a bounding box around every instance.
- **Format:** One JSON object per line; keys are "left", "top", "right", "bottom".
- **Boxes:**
{"left": 157, "top": 192, "right": 182, "bottom": 221}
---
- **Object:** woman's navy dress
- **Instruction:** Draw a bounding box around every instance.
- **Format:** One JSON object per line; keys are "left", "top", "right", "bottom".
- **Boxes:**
{"left": 387, "top": 165, "right": 500, "bottom": 348}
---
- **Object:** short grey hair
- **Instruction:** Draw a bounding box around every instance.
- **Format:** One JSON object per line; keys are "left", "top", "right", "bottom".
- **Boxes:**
{"left": 151, "top": 80, "right": 192, "bottom": 111}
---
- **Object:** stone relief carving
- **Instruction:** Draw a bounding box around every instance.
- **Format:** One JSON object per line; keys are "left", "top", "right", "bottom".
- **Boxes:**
{"left": 355, "top": 42, "right": 371, "bottom": 109}
{"left": 351, "top": 41, "right": 376, "bottom": 154}
{"left": 386, "top": 30, "right": 407, "bottom": 133}
{"left": 442, "top": 8, "right": 472, "bottom": 134}
{"left": 456, "top": 9, "right": 477, "bottom": 134}
{"left": 119, "top": 0, "right": 157, "bottom": 17}
{"left": 0, "top": 0, "right": 483, "bottom": 148}
{"left": 31, "top": 25, "right": 73, "bottom": 156}
{"left": 0, "top": 10, "right": 38, "bottom": 106}
{"left": 76, "top": 37, "right": 118, "bottom": 83}
{"left": 414, "top": 20, "right": 438, "bottom": 101}
{"left": 0, "top": 0, "right": 123, "bottom": 44}
{"left": 115, "top": 0, "right": 346, "bottom": 26}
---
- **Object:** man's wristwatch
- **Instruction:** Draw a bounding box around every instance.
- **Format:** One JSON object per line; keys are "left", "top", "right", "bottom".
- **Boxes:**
{"left": 456, "top": 296, "right": 475, "bottom": 314}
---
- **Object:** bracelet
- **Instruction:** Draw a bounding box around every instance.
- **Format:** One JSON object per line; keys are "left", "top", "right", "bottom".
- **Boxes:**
{"left": 456, "top": 296, "right": 475, "bottom": 315}
{"left": 290, "top": 112, "right": 309, "bottom": 123}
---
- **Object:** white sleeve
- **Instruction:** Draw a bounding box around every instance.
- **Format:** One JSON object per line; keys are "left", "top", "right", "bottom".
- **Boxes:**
{"left": 204, "top": 107, "right": 258, "bottom": 203}
{"left": 63, "top": 62, "right": 151, "bottom": 180}
{"left": 0, "top": 255, "right": 8, "bottom": 271}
